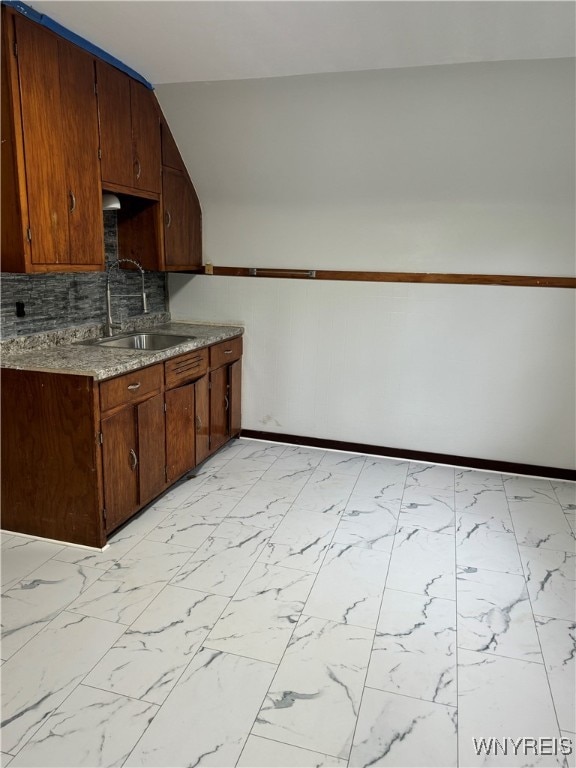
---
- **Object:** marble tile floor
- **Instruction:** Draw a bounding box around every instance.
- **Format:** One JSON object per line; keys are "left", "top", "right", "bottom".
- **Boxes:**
{"left": 1, "top": 438, "right": 575, "bottom": 768}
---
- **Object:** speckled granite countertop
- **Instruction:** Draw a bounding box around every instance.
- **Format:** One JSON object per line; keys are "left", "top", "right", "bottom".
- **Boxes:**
{"left": 1, "top": 321, "right": 244, "bottom": 381}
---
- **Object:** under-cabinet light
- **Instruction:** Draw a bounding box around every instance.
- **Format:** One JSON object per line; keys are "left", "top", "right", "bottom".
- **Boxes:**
{"left": 102, "top": 193, "right": 121, "bottom": 210}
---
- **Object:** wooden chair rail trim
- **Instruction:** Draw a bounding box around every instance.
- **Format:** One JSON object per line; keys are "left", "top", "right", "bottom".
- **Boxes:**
{"left": 205, "top": 266, "right": 576, "bottom": 289}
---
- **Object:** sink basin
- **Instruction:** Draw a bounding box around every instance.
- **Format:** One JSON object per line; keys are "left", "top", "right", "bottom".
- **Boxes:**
{"left": 85, "top": 333, "right": 196, "bottom": 351}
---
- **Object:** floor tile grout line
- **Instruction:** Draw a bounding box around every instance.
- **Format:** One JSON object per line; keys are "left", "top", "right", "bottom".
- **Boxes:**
{"left": 367, "top": 585, "right": 456, "bottom": 602}
{"left": 362, "top": 684, "right": 458, "bottom": 708}
{"left": 75, "top": 680, "right": 161, "bottom": 707}
{"left": 502, "top": 475, "right": 567, "bottom": 743}
{"left": 235, "top": 732, "right": 345, "bottom": 766}
{"left": 454, "top": 646, "right": 544, "bottom": 667}
{"left": 346, "top": 459, "right": 413, "bottom": 765}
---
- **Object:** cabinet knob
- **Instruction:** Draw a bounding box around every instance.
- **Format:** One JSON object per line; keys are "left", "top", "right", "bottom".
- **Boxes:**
{"left": 129, "top": 449, "right": 138, "bottom": 471}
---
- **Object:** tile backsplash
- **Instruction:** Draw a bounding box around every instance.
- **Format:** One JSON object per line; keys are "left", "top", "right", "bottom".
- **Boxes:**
{"left": 0, "top": 212, "right": 168, "bottom": 339}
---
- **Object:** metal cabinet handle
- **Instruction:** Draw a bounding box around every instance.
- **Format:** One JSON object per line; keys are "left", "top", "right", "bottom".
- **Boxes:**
{"left": 224, "top": 350, "right": 232, "bottom": 355}
{"left": 135, "top": 158, "right": 142, "bottom": 181}
{"left": 129, "top": 449, "right": 138, "bottom": 471}
{"left": 165, "top": 210, "right": 172, "bottom": 228}
{"left": 195, "top": 415, "right": 202, "bottom": 432}
{"left": 224, "top": 394, "right": 229, "bottom": 411}
{"left": 127, "top": 382, "right": 141, "bottom": 391}
{"left": 69, "top": 191, "right": 76, "bottom": 213}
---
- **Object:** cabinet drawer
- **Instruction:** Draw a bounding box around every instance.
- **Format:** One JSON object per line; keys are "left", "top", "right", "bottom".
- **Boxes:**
{"left": 100, "top": 364, "right": 163, "bottom": 414}
{"left": 209, "top": 337, "right": 243, "bottom": 370}
{"left": 165, "top": 349, "right": 208, "bottom": 389}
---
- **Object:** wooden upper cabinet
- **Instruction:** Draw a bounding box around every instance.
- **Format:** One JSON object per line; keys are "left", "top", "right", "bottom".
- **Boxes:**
{"left": 160, "top": 118, "right": 202, "bottom": 270}
{"left": 13, "top": 17, "right": 67, "bottom": 266}
{"left": 163, "top": 167, "right": 202, "bottom": 269}
{"left": 131, "top": 81, "right": 161, "bottom": 194}
{"left": 1, "top": 10, "right": 104, "bottom": 272}
{"left": 96, "top": 61, "right": 161, "bottom": 195}
{"left": 58, "top": 38, "right": 104, "bottom": 266}
{"left": 96, "top": 61, "right": 133, "bottom": 189}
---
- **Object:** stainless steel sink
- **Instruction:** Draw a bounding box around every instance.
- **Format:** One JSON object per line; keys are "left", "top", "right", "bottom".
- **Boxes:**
{"left": 82, "top": 333, "right": 196, "bottom": 351}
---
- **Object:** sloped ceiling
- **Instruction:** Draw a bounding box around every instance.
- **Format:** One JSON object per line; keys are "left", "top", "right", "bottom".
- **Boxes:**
{"left": 27, "top": 1, "right": 575, "bottom": 85}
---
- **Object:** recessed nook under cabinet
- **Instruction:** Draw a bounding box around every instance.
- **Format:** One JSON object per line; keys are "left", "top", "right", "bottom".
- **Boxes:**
{"left": 113, "top": 193, "right": 163, "bottom": 272}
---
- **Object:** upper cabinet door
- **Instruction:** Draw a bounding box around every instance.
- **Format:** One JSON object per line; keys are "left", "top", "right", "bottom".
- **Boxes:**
{"left": 11, "top": 15, "right": 103, "bottom": 270}
{"left": 96, "top": 62, "right": 161, "bottom": 195}
{"left": 130, "top": 81, "right": 161, "bottom": 194}
{"left": 159, "top": 114, "right": 202, "bottom": 271}
{"left": 96, "top": 61, "right": 133, "bottom": 189}
{"left": 163, "top": 167, "right": 202, "bottom": 269}
{"left": 58, "top": 39, "right": 104, "bottom": 267}
{"left": 14, "top": 16, "right": 69, "bottom": 265}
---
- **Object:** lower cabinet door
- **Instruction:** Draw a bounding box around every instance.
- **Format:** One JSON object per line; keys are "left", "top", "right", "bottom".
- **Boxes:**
{"left": 138, "top": 392, "right": 167, "bottom": 504}
{"left": 209, "top": 366, "right": 229, "bottom": 453}
{"left": 194, "top": 375, "right": 210, "bottom": 465}
{"left": 101, "top": 406, "right": 139, "bottom": 532}
{"left": 165, "top": 384, "right": 195, "bottom": 484}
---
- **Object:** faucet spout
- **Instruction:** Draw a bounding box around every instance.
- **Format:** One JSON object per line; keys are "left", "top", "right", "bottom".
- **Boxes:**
{"left": 105, "top": 258, "right": 149, "bottom": 337}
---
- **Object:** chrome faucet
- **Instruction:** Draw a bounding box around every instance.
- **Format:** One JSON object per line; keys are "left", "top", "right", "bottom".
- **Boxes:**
{"left": 105, "top": 258, "right": 149, "bottom": 337}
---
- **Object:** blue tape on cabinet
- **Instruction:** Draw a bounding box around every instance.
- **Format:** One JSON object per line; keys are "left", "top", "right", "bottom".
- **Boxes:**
{"left": 2, "top": 0, "right": 154, "bottom": 89}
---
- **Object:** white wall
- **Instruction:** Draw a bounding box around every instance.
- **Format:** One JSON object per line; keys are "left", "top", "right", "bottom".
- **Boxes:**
{"left": 159, "top": 59, "right": 576, "bottom": 469}
{"left": 169, "top": 276, "right": 575, "bottom": 469}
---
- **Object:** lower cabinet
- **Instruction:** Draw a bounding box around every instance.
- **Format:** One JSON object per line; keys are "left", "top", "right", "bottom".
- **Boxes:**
{"left": 207, "top": 337, "right": 243, "bottom": 456}
{"left": 101, "top": 406, "right": 139, "bottom": 532}
{"left": 138, "top": 392, "right": 168, "bottom": 505}
{"left": 209, "top": 358, "right": 242, "bottom": 452}
{"left": 165, "top": 382, "right": 195, "bottom": 484}
{"left": 102, "top": 392, "right": 167, "bottom": 532}
{"left": 209, "top": 365, "right": 230, "bottom": 453}
{"left": 0, "top": 335, "right": 243, "bottom": 547}
{"left": 164, "top": 337, "right": 243, "bottom": 474}
{"left": 164, "top": 347, "right": 209, "bottom": 483}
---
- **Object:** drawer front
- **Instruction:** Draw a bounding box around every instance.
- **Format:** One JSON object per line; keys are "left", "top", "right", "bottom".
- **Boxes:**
{"left": 165, "top": 349, "right": 208, "bottom": 389}
{"left": 209, "top": 336, "right": 243, "bottom": 370}
{"left": 100, "top": 364, "right": 163, "bottom": 414}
